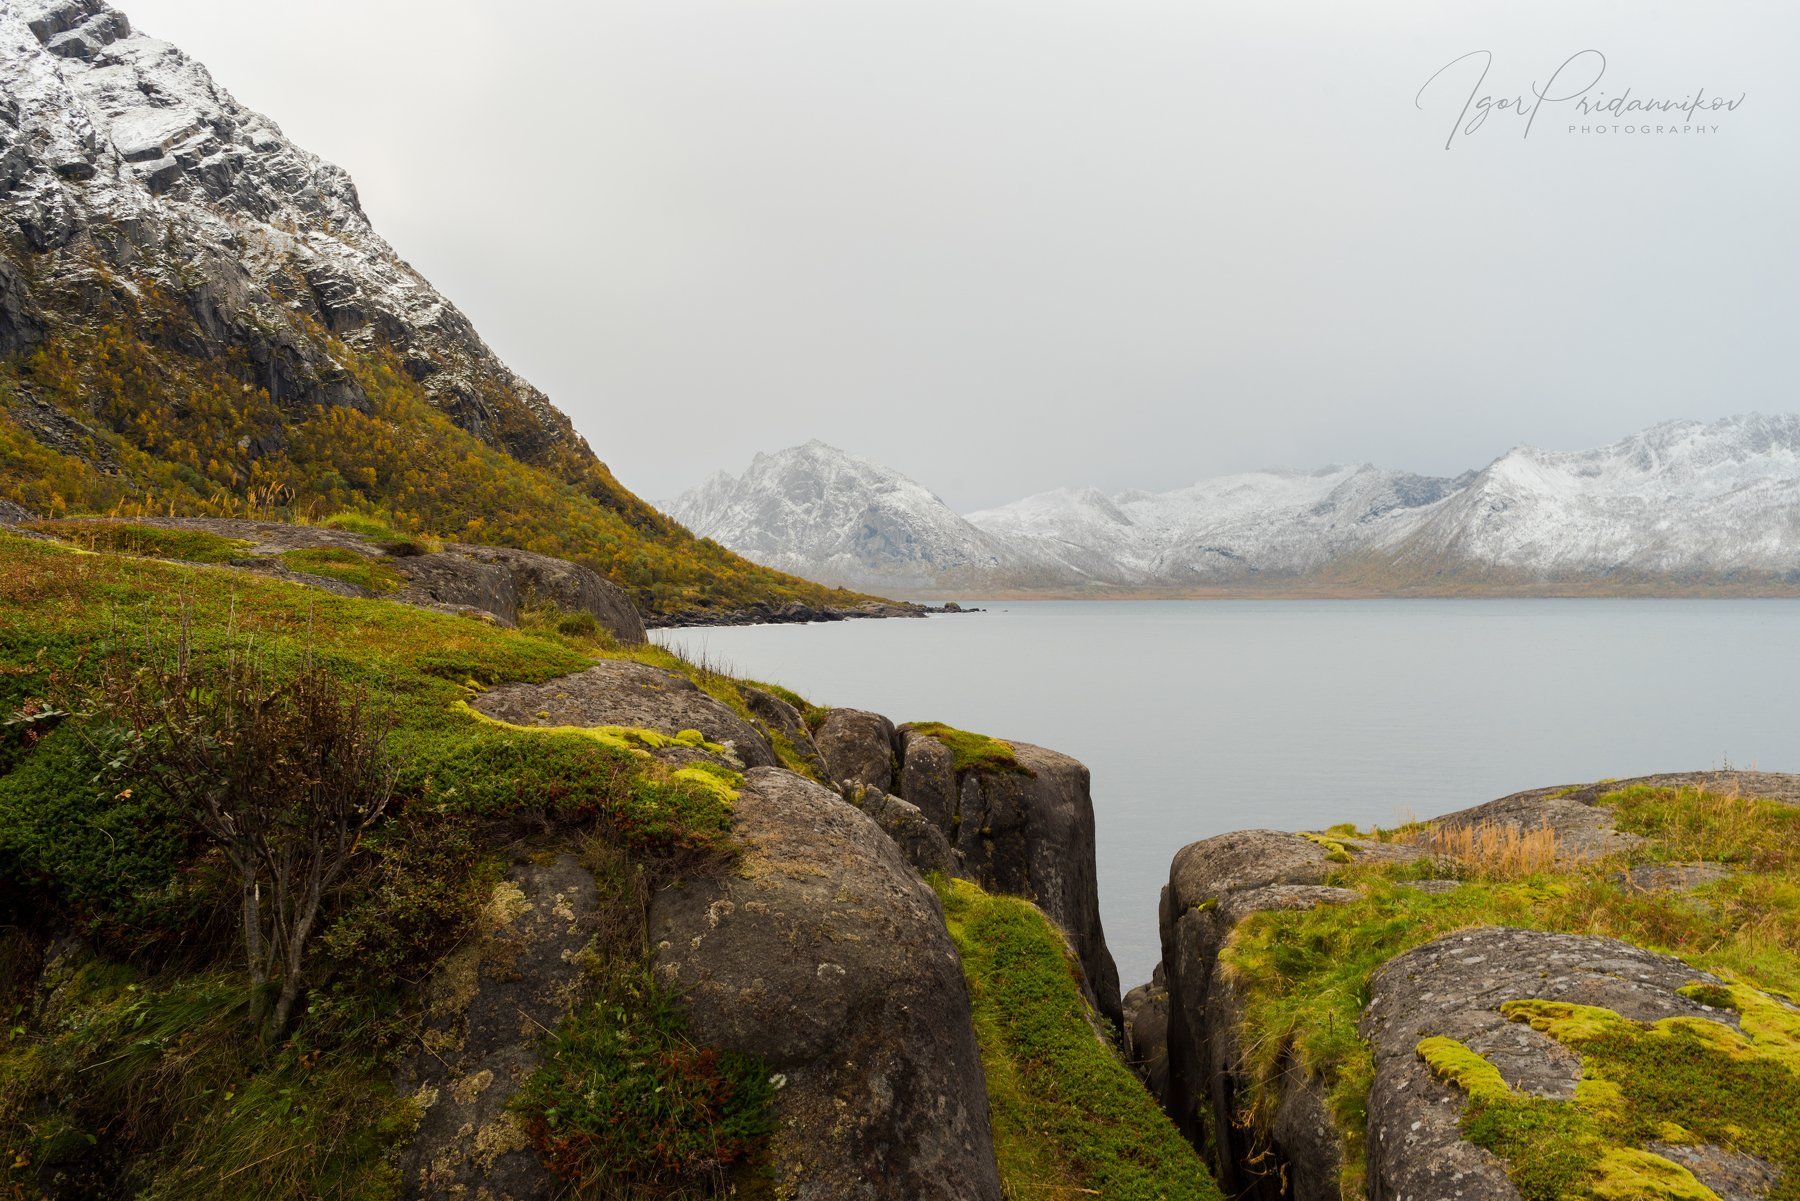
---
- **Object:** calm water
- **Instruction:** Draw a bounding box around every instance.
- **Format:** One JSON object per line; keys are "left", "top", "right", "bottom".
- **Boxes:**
{"left": 656, "top": 600, "right": 1800, "bottom": 986}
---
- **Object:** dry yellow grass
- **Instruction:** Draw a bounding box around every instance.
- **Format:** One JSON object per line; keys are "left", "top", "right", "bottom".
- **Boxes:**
{"left": 1401, "top": 819, "right": 1563, "bottom": 880}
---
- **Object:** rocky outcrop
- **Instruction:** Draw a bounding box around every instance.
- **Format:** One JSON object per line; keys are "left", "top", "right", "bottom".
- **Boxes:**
{"left": 396, "top": 852, "right": 602, "bottom": 1200}
{"left": 814, "top": 708, "right": 898, "bottom": 792}
{"left": 850, "top": 787, "right": 960, "bottom": 878}
{"left": 1361, "top": 927, "right": 1751, "bottom": 1201}
{"left": 0, "top": 498, "right": 36, "bottom": 525}
{"left": 653, "top": 598, "right": 928, "bottom": 628}
{"left": 648, "top": 768, "right": 1003, "bottom": 1200}
{"left": 1144, "top": 772, "right": 1800, "bottom": 1199}
{"left": 1154, "top": 829, "right": 1384, "bottom": 1198}
{"left": 450, "top": 544, "right": 647, "bottom": 644}
{"left": 896, "top": 728, "right": 1122, "bottom": 1030}
{"left": 471, "top": 660, "right": 777, "bottom": 769}
{"left": 741, "top": 686, "right": 829, "bottom": 779}
{"left": 1123, "top": 965, "right": 1172, "bottom": 1102}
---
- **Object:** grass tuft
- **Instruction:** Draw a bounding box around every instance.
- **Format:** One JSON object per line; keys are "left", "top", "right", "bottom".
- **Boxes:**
{"left": 909, "top": 723, "right": 1032, "bottom": 777}
{"left": 934, "top": 876, "right": 1220, "bottom": 1201}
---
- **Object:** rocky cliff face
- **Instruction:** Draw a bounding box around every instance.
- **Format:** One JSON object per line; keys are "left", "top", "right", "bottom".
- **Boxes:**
{"left": 0, "top": 0, "right": 573, "bottom": 459}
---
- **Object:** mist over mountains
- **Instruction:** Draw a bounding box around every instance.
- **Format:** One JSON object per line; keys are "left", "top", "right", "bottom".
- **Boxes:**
{"left": 667, "top": 416, "right": 1800, "bottom": 595}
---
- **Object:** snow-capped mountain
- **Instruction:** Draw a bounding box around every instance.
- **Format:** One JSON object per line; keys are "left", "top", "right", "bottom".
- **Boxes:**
{"left": 678, "top": 417, "right": 1800, "bottom": 594}
{"left": 1386, "top": 415, "right": 1800, "bottom": 578}
{"left": 0, "top": 0, "right": 575, "bottom": 458}
{"left": 666, "top": 441, "right": 1027, "bottom": 591}
{"left": 968, "top": 465, "right": 1470, "bottom": 585}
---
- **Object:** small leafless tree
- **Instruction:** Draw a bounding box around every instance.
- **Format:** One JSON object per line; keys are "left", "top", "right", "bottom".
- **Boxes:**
{"left": 95, "top": 627, "right": 395, "bottom": 1040}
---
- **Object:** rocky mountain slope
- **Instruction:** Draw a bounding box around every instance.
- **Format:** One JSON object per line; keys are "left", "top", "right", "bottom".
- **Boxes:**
{"left": 680, "top": 417, "right": 1800, "bottom": 594}
{"left": 666, "top": 440, "right": 1030, "bottom": 591}
{"left": 0, "top": 0, "right": 878, "bottom": 622}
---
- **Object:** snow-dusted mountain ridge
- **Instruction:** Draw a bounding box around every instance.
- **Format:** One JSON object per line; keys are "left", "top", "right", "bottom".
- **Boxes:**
{"left": 672, "top": 416, "right": 1800, "bottom": 593}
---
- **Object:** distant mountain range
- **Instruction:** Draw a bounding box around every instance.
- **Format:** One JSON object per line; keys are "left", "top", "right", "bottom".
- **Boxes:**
{"left": 665, "top": 416, "right": 1800, "bottom": 595}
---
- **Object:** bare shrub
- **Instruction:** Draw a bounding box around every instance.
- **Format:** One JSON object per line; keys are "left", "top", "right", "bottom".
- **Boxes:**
{"left": 93, "top": 633, "right": 395, "bottom": 1039}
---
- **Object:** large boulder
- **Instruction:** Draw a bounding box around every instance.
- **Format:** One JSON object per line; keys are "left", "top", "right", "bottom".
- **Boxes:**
{"left": 896, "top": 728, "right": 1122, "bottom": 1030}
{"left": 1362, "top": 927, "right": 1766, "bottom": 1201}
{"left": 396, "top": 853, "right": 602, "bottom": 1200}
{"left": 471, "top": 660, "right": 777, "bottom": 768}
{"left": 648, "top": 768, "right": 1003, "bottom": 1200}
{"left": 813, "top": 708, "right": 897, "bottom": 792}
{"left": 0, "top": 498, "right": 37, "bottom": 526}
{"left": 1155, "top": 828, "right": 1406, "bottom": 1199}
{"left": 444, "top": 544, "right": 645, "bottom": 645}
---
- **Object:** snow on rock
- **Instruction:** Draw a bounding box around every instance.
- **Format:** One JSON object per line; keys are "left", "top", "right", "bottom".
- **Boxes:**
{"left": 665, "top": 441, "right": 1027, "bottom": 592}
{"left": 0, "top": 0, "right": 578, "bottom": 458}
{"left": 684, "top": 417, "right": 1800, "bottom": 591}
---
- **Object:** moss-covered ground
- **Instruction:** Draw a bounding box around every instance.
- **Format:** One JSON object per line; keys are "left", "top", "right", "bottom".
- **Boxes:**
{"left": 1220, "top": 786, "right": 1800, "bottom": 1200}
{"left": 935, "top": 877, "right": 1221, "bottom": 1201}
{"left": 909, "top": 722, "right": 1032, "bottom": 777}
{"left": 0, "top": 530, "right": 811, "bottom": 1197}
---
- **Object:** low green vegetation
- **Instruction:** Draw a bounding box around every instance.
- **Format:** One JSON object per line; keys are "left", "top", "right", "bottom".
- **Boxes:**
{"left": 26, "top": 519, "right": 251, "bottom": 564}
{"left": 1221, "top": 784, "right": 1800, "bottom": 1200}
{"left": 0, "top": 531, "right": 791, "bottom": 1196}
{"left": 935, "top": 876, "right": 1221, "bottom": 1201}
{"left": 910, "top": 722, "right": 1032, "bottom": 777}
{"left": 515, "top": 842, "right": 774, "bottom": 1197}
{"left": 277, "top": 546, "right": 406, "bottom": 593}
{"left": 1422, "top": 993, "right": 1800, "bottom": 1201}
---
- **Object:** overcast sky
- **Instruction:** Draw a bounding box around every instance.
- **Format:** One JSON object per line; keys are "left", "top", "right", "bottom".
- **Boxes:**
{"left": 122, "top": 0, "right": 1798, "bottom": 511}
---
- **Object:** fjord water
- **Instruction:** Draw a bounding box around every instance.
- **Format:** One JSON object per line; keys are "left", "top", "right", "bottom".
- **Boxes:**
{"left": 656, "top": 600, "right": 1800, "bottom": 987}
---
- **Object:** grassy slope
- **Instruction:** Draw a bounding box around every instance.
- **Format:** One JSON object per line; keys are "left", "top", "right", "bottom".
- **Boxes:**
{"left": 0, "top": 530, "right": 804, "bottom": 1197}
{"left": 0, "top": 306, "right": 880, "bottom": 621}
{"left": 935, "top": 877, "right": 1220, "bottom": 1201}
{"left": 1221, "top": 786, "right": 1800, "bottom": 1201}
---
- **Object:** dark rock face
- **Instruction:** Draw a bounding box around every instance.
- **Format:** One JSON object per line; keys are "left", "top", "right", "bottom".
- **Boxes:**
{"left": 741, "top": 686, "right": 829, "bottom": 779}
{"left": 0, "top": 255, "right": 43, "bottom": 356}
{"left": 450, "top": 544, "right": 646, "bottom": 645}
{"left": 396, "top": 853, "right": 601, "bottom": 1200}
{"left": 1154, "top": 828, "right": 1395, "bottom": 1199}
{"left": 652, "top": 599, "right": 926, "bottom": 629}
{"left": 471, "top": 660, "right": 776, "bottom": 769}
{"left": 1361, "top": 927, "right": 1745, "bottom": 1201}
{"left": 1123, "top": 965, "right": 1171, "bottom": 1102}
{"left": 0, "top": 498, "right": 36, "bottom": 525}
{"left": 814, "top": 708, "right": 898, "bottom": 792}
{"left": 851, "top": 787, "right": 960, "bottom": 878}
{"left": 895, "top": 729, "right": 1122, "bottom": 1031}
{"left": 648, "top": 768, "right": 1003, "bottom": 1201}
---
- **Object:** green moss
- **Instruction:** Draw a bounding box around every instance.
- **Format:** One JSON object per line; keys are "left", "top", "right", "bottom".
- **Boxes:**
{"left": 1421, "top": 992, "right": 1800, "bottom": 1201}
{"left": 1416, "top": 1036, "right": 1513, "bottom": 1103}
{"left": 1302, "top": 831, "right": 1356, "bottom": 864}
{"left": 934, "top": 876, "right": 1221, "bottom": 1201}
{"left": 277, "top": 546, "right": 405, "bottom": 593}
{"left": 30, "top": 519, "right": 251, "bottom": 564}
{"left": 908, "top": 722, "right": 1032, "bottom": 777}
